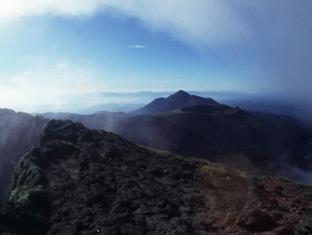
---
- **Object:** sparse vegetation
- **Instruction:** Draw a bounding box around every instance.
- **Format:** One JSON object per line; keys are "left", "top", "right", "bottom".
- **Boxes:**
{"left": 1, "top": 120, "right": 312, "bottom": 234}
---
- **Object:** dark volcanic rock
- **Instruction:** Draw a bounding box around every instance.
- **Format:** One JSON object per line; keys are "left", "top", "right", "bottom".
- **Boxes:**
{"left": 237, "top": 209, "right": 277, "bottom": 232}
{"left": 1, "top": 120, "right": 312, "bottom": 234}
{"left": 1, "top": 120, "right": 206, "bottom": 235}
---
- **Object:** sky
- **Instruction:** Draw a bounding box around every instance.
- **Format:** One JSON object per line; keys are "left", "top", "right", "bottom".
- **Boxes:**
{"left": 0, "top": 0, "right": 311, "bottom": 112}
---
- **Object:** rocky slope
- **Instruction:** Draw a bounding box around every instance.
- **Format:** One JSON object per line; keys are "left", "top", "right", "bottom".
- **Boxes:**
{"left": 118, "top": 105, "right": 312, "bottom": 179}
{"left": 0, "top": 109, "right": 47, "bottom": 201}
{"left": 1, "top": 120, "right": 312, "bottom": 234}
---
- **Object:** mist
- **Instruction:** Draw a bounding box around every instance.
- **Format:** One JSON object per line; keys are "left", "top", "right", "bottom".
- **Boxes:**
{"left": 1, "top": 2, "right": 312, "bottom": 233}
{"left": 248, "top": 1, "right": 312, "bottom": 117}
{"left": 1, "top": 1, "right": 312, "bottom": 114}
{"left": 280, "top": 163, "right": 312, "bottom": 185}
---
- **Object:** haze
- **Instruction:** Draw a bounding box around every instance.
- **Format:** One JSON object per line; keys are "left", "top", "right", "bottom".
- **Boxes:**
{"left": 0, "top": 1, "right": 311, "bottom": 117}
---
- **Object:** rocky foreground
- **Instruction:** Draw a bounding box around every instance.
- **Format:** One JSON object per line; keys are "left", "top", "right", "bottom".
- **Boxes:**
{"left": 0, "top": 120, "right": 312, "bottom": 234}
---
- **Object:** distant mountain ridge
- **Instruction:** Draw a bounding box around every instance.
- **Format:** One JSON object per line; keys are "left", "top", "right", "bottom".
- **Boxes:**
{"left": 37, "top": 91, "right": 312, "bottom": 182}
{"left": 0, "top": 91, "right": 311, "bottom": 204}
{"left": 133, "top": 90, "right": 221, "bottom": 114}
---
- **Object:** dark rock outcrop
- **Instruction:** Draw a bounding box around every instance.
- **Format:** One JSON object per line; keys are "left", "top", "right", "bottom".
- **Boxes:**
{"left": 1, "top": 120, "right": 312, "bottom": 234}
{"left": 1, "top": 120, "right": 206, "bottom": 234}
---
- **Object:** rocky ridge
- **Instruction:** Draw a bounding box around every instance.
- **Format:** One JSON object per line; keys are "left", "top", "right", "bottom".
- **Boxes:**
{"left": 0, "top": 120, "right": 312, "bottom": 234}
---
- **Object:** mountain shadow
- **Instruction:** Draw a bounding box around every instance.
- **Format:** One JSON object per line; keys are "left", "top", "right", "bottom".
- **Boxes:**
{"left": 0, "top": 109, "right": 47, "bottom": 201}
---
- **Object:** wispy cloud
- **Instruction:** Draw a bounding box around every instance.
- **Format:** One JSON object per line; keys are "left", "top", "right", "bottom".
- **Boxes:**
{"left": 128, "top": 45, "right": 145, "bottom": 49}
{"left": 0, "top": 0, "right": 250, "bottom": 47}
{"left": 1, "top": 1, "right": 312, "bottom": 102}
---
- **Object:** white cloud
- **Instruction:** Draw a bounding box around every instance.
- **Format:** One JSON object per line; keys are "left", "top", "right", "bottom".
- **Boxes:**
{"left": 0, "top": 0, "right": 251, "bottom": 47}
{"left": 0, "top": 0, "right": 102, "bottom": 21}
{"left": 110, "top": 0, "right": 250, "bottom": 47}
{"left": 1, "top": 0, "right": 312, "bottom": 102}
{"left": 0, "top": 61, "right": 104, "bottom": 111}
{"left": 128, "top": 45, "right": 145, "bottom": 49}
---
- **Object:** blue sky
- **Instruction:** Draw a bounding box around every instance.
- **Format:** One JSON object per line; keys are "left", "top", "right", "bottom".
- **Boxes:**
{"left": 0, "top": 1, "right": 311, "bottom": 111}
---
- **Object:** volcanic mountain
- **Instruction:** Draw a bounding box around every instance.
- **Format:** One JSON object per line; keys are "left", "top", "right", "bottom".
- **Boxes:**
{"left": 1, "top": 120, "right": 312, "bottom": 234}
{"left": 38, "top": 92, "right": 312, "bottom": 181}
{"left": 133, "top": 90, "right": 221, "bottom": 114}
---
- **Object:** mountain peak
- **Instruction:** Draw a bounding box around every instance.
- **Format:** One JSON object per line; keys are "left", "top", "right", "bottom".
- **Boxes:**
{"left": 172, "top": 90, "right": 190, "bottom": 97}
{"left": 134, "top": 90, "right": 220, "bottom": 114}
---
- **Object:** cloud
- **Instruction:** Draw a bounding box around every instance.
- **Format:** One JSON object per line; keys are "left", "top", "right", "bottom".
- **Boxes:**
{"left": 128, "top": 45, "right": 145, "bottom": 49}
{"left": 0, "top": 0, "right": 101, "bottom": 21}
{"left": 0, "top": 61, "right": 104, "bottom": 111}
{"left": 1, "top": 1, "right": 310, "bottom": 50}
{"left": 0, "top": 0, "right": 250, "bottom": 47}
{"left": 1, "top": 0, "right": 312, "bottom": 105}
{"left": 112, "top": 1, "right": 251, "bottom": 46}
